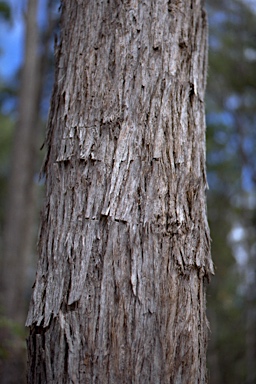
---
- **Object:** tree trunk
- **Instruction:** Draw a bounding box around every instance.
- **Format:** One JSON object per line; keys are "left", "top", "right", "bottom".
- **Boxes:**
{"left": 0, "top": 0, "right": 40, "bottom": 383}
{"left": 2, "top": 0, "right": 40, "bottom": 324}
{"left": 26, "top": 1, "right": 214, "bottom": 383}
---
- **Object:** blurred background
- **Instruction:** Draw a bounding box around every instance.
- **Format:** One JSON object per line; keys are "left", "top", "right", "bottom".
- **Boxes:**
{"left": 0, "top": 0, "right": 255, "bottom": 383}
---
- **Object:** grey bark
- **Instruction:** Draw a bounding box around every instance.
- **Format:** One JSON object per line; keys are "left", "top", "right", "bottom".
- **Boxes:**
{"left": 27, "top": 0, "right": 214, "bottom": 383}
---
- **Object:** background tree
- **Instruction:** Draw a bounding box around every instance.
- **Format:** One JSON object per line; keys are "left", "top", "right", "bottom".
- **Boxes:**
{"left": 26, "top": 0, "right": 214, "bottom": 382}
{"left": 0, "top": 0, "right": 41, "bottom": 382}
{"left": 2, "top": 0, "right": 40, "bottom": 325}
{"left": 0, "top": 1, "right": 58, "bottom": 383}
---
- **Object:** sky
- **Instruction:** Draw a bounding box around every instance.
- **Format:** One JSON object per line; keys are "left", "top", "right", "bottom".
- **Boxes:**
{"left": 1, "top": 0, "right": 255, "bottom": 81}
{"left": 0, "top": 0, "right": 24, "bottom": 80}
{"left": 0, "top": 0, "right": 52, "bottom": 80}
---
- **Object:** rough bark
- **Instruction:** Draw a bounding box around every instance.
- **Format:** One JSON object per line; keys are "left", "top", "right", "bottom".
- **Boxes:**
{"left": 27, "top": 0, "right": 214, "bottom": 383}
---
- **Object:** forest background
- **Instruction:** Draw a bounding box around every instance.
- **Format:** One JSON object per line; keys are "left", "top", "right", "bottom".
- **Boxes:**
{"left": 0, "top": 0, "right": 255, "bottom": 383}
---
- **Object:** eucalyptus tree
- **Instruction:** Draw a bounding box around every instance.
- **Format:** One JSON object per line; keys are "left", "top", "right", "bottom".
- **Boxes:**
{"left": 26, "top": 1, "right": 213, "bottom": 382}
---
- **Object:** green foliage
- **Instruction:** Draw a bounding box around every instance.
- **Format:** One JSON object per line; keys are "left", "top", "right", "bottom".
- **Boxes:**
{"left": 0, "top": 1, "right": 11, "bottom": 23}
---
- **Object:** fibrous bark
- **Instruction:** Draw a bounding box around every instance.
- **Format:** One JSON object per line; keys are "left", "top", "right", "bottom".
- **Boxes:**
{"left": 27, "top": 1, "right": 214, "bottom": 383}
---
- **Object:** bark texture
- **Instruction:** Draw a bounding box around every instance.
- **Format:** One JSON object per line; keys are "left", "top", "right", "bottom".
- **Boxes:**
{"left": 27, "top": 0, "right": 214, "bottom": 383}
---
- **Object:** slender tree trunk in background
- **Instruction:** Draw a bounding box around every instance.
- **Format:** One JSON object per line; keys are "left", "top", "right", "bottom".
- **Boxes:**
{"left": 0, "top": 0, "right": 40, "bottom": 383}
{"left": 1, "top": 0, "right": 39, "bottom": 324}
{"left": 27, "top": 0, "right": 214, "bottom": 382}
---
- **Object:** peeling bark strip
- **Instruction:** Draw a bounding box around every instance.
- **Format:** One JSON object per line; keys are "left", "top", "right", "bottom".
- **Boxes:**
{"left": 27, "top": 0, "right": 214, "bottom": 383}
